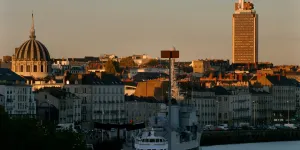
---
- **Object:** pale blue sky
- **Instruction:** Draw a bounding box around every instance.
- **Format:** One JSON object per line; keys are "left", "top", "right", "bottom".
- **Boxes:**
{"left": 0, "top": 0, "right": 299, "bottom": 65}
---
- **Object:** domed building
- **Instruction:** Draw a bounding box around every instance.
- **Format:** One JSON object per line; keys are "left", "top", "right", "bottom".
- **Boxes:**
{"left": 12, "top": 13, "right": 51, "bottom": 79}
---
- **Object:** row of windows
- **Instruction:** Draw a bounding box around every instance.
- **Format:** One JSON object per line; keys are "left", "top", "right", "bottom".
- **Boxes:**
{"left": 18, "top": 65, "right": 46, "bottom": 72}
{"left": 7, "top": 111, "right": 35, "bottom": 115}
{"left": 93, "top": 96, "right": 124, "bottom": 101}
{"left": 17, "top": 103, "right": 27, "bottom": 109}
{"left": 5, "top": 95, "right": 34, "bottom": 103}
{"left": 6, "top": 88, "right": 32, "bottom": 95}
{"left": 69, "top": 87, "right": 124, "bottom": 94}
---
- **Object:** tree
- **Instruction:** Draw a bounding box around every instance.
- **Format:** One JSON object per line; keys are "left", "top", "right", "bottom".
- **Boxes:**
{"left": 145, "top": 59, "right": 159, "bottom": 67}
{"left": 113, "top": 61, "right": 120, "bottom": 73}
{"left": 94, "top": 139, "right": 123, "bottom": 150}
{"left": 105, "top": 59, "right": 117, "bottom": 74}
{"left": 119, "top": 57, "right": 136, "bottom": 68}
{"left": 0, "top": 111, "right": 87, "bottom": 150}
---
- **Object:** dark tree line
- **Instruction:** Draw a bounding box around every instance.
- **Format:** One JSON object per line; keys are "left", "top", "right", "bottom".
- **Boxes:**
{"left": 0, "top": 106, "right": 87, "bottom": 150}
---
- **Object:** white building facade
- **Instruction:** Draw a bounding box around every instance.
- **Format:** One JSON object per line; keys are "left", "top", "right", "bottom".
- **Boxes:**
{"left": 191, "top": 90, "right": 217, "bottom": 126}
{"left": 229, "top": 93, "right": 252, "bottom": 126}
{"left": 0, "top": 85, "right": 36, "bottom": 118}
{"left": 64, "top": 73, "right": 126, "bottom": 124}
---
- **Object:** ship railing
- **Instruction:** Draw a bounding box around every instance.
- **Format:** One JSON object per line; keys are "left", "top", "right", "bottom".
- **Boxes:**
{"left": 135, "top": 141, "right": 168, "bottom": 145}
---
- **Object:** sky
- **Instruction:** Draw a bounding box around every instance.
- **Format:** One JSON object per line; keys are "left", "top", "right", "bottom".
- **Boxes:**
{"left": 0, "top": 0, "right": 299, "bottom": 65}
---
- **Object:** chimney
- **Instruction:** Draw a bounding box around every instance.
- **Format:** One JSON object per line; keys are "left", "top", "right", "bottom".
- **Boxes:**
{"left": 218, "top": 73, "right": 222, "bottom": 80}
{"left": 257, "top": 73, "right": 261, "bottom": 80}
{"left": 78, "top": 74, "right": 83, "bottom": 80}
{"left": 78, "top": 74, "right": 83, "bottom": 84}
{"left": 277, "top": 74, "right": 280, "bottom": 81}
{"left": 64, "top": 70, "right": 69, "bottom": 76}
{"left": 96, "top": 71, "right": 105, "bottom": 79}
{"left": 229, "top": 73, "right": 233, "bottom": 80}
{"left": 209, "top": 72, "right": 213, "bottom": 79}
{"left": 238, "top": 74, "right": 243, "bottom": 81}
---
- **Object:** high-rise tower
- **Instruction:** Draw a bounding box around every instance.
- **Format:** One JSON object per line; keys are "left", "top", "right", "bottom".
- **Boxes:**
{"left": 232, "top": 0, "right": 258, "bottom": 64}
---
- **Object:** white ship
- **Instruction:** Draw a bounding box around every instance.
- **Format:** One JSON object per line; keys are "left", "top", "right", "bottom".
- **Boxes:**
{"left": 133, "top": 103, "right": 201, "bottom": 150}
{"left": 134, "top": 128, "right": 168, "bottom": 150}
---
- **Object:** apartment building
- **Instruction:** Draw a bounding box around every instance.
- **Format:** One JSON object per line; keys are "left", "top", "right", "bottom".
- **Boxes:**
{"left": 64, "top": 72, "right": 126, "bottom": 124}
{"left": 214, "top": 86, "right": 231, "bottom": 125}
{"left": 35, "top": 88, "right": 82, "bottom": 124}
{"left": 191, "top": 89, "right": 217, "bottom": 126}
{"left": 251, "top": 74, "right": 297, "bottom": 123}
{"left": 0, "top": 68, "right": 36, "bottom": 118}
{"left": 250, "top": 89, "right": 273, "bottom": 125}
{"left": 228, "top": 88, "right": 252, "bottom": 126}
{"left": 125, "top": 96, "right": 161, "bottom": 124}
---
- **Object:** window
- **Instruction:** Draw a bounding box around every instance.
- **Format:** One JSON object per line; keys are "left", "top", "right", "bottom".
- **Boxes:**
{"left": 41, "top": 65, "right": 44, "bottom": 72}
{"left": 45, "top": 95, "right": 47, "bottom": 99}
{"left": 26, "top": 65, "right": 30, "bottom": 72}
{"left": 34, "top": 65, "right": 37, "bottom": 72}
{"left": 20, "top": 65, "right": 24, "bottom": 72}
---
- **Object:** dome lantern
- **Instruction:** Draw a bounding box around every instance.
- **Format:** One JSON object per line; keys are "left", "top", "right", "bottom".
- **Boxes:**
{"left": 29, "top": 12, "right": 36, "bottom": 39}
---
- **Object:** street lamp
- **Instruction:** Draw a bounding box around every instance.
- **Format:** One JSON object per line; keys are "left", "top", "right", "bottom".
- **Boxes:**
{"left": 287, "top": 100, "right": 290, "bottom": 124}
{"left": 47, "top": 99, "right": 51, "bottom": 122}
{"left": 135, "top": 100, "right": 137, "bottom": 123}
{"left": 216, "top": 100, "right": 219, "bottom": 126}
{"left": 252, "top": 100, "right": 256, "bottom": 126}
{"left": 102, "top": 102, "right": 104, "bottom": 142}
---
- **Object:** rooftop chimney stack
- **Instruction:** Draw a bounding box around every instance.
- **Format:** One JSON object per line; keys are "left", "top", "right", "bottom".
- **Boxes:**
{"left": 241, "top": 0, "right": 244, "bottom": 9}
{"left": 277, "top": 74, "right": 281, "bottom": 81}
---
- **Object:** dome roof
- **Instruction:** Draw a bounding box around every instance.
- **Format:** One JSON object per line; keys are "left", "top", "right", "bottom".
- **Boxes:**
{"left": 16, "top": 39, "right": 51, "bottom": 61}
{"left": 15, "top": 13, "right": 51, "bottom": 61}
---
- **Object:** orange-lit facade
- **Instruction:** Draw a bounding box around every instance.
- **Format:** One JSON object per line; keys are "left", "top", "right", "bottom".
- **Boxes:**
{"left": 232, "top": 1, "right": 258, "bottom": 64}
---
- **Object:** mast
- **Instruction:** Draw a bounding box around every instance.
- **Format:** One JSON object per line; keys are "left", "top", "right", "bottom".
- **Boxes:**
{"left": 161, "top": 47, "right": 180, "bottom": 150}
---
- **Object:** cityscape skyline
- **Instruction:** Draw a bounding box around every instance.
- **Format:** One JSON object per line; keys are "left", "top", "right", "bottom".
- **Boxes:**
{"left": 0, "top": 0, "right": 299, "bottom": 65}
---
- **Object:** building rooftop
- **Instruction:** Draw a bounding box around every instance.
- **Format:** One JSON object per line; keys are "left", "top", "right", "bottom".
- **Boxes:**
{"left": 266, "top": 75, "right": 296, "bottom": 86}
{"left": 65, "top": 72, "right": 123, "bottom": 85}
{"left": 212, "top": 86, "right": 231, "bottom": 95}
{"left": 249, "top": 89, "right": 270, "bottom": 94}
{"left": 36, "top": 87, "right": 79, "bottom": 99}
{"left": 0, "top": 68, "right": 26, "bottom": 84}
{"left": 125, "top": 95, "right": 162, "bottom": 103}
{"left": 133, "top": 72, "right": 169, "bottom": 82}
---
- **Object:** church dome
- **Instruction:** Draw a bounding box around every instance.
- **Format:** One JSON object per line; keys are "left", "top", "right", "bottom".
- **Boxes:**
{"left": 15, "top": 13, "right": 51, "bottom": 61}
{"left": 16, "top": 39, "right": 50, "bottom": 61}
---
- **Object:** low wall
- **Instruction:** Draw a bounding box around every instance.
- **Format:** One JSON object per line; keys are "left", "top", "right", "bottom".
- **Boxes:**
{"left": 201, "top": 130, "right": 300, "bottom": 146}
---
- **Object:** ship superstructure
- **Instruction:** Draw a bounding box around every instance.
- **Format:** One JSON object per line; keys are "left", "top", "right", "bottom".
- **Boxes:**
{"left": 133, "top": 47, "right": 201, "bottom": 150}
